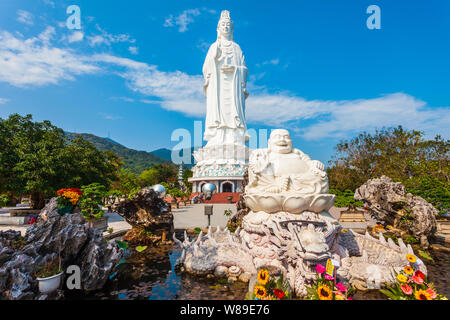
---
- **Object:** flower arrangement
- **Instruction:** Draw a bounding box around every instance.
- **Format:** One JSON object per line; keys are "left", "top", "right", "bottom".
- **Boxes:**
{"left": 380, "top": 254, "right": 447, "bottom": 300}
{"left": 248, "top": 269, "right": 291, "bottom": 300}
{"left": 306, "top": 263, "right": 354, "bottom": 300}
{"left": 56, "top": 188, "right": 83, "bottom": 215}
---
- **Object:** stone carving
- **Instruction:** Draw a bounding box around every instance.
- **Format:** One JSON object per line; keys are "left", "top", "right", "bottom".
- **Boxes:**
{"left": 0, "top": 198, "right": 122, "bottom": 299}
{"left": 245, "top": 129, "right": 335, "bottom": 213}
{"left": 175, "top": 130, "right": 427, "bottom": 297}
{"left": 355, "top": 175, "right": 438, "bottom": 248}
{"left": 203, "top": 10, "right": 248, "bottom": 146}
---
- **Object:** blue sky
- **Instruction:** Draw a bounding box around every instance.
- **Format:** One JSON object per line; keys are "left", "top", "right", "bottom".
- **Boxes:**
{"left": 0, "top": 0, "right": 449, "bottom": 165}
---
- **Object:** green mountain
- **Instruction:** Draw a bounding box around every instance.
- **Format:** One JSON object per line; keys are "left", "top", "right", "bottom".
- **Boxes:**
{"left": 151, "top": 147, "right": 195, "bottom": 168}
{"left": 66, "top": 133, "right": 172, "bottom": 174}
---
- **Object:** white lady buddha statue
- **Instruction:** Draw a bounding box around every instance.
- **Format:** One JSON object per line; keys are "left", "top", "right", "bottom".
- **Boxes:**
{"left": 202, "top": 10, "right": 249, "bottom": 147}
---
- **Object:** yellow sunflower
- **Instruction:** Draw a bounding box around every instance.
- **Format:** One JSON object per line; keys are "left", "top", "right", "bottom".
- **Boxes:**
{"left": 257, "top": 269, "right": 269, "bottom": 285}
{"left": 397, "top": 274, "right": 408, "bottom": 283}
{"left": 415, "top": 289, "right": 431, "bottom": 300}
{"left": 404, "top": 265, "right": 414, "bottom": 275}
{"left": 406, "top": 254, "right": 417, "bottom": 263}
{"left": 254, "top": 285, "right": 267, "bottom": 299}
{"left": 317, "top": 285, "right": 333, "bottom": 300}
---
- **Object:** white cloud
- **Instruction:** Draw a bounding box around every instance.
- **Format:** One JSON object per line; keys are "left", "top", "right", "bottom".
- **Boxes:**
{"left": 99, "top": 112, "right": 122, "bottom": 120}
{"left": 110, "top": 97, "right": 134, "bottom": 103}
{"left": 0, "top": 98, "right": 9, "bottom": 104}
{"left": 164, "top": 9, "right": 201, "bottom": 32}
{"left": 43, "top": 0, "right": 55, "bottom": 7}
{"left": 0, "top": 29, "right": 98, "bottom": 87}
{"left": 196, "top": 39, "right": 210, "bottom": 52}
{"left": 17, "top": 10, "right": 34, "bottom": 25}
{"left": 87, "top": 25, "right": 135, "bottom": 47}
{"left": 128, "top": 46, "right": 138, "bottom": 55}
{"left": 295, "top": 93, "right": 450, "bottom": 140}
{"left": 68, "top": 31, "right": 84, "bottom": 43}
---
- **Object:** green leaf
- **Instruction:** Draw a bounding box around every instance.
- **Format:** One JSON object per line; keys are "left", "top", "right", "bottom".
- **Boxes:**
{"left": 117, "top": 240, "right": 128, "bottom": 249}
{"left": 136, "top": 245, "right": 147, "bottom": 252}
{"left": 418, "top": 250, "right": 434, "bottom": 262}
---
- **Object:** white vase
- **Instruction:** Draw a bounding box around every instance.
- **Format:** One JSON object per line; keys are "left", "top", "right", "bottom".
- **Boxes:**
{"left": 36, "top": 271, "right": 64, "bottom": 293}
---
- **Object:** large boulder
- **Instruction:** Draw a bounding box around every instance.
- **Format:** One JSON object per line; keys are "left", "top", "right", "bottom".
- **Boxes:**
{"left": 0, "top": 198, "right": 123, "bottom": 300}
{"left": 114, "top": 187, "right": 173, "bottom": 237}
{"left": 355, "top": 175, "right": 438, "bottom": 247}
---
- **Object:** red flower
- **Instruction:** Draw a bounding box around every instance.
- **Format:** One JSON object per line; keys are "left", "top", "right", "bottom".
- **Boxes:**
{"left": 412, "top": 270, "right": 425, "bottom": 285}
{"left": 415, "top": 270, "right": 425, "bottom": 280}
{"left": 400, "top": 284, "right": 413, "bottom": 295}
{"left": 273, "top": 289, "right": 285, "bottom": 299}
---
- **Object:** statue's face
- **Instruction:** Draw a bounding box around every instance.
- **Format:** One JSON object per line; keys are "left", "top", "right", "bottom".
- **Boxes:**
{"left": 268, "top": 130, "right": 292, "bottom": 154}
{"left": 218, "top": 19, "right": 232, "bottom": 36}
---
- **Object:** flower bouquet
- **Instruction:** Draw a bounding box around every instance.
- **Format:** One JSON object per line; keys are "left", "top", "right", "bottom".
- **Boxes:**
{"left": 56, "top": 188, "right": 83, "bottom": 215}
{"left": 306, "top": 264, "right": 354, "bottom": 300}
{"left": 248, "top": 269, "right": 291, "bottom": 300}
{"left": 380, "top": 254, "right": 447, "bottom": 300}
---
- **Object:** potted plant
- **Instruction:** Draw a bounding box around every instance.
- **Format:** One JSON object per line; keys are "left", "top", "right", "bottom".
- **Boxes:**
{"left": 80, "top": 183, "right": 108, "bottom": 232}
{"left": 34, "top": 257, "right": 63, "bottom": 294}
{"left": 56, "top": 188, "right": 83, "bottom": 215}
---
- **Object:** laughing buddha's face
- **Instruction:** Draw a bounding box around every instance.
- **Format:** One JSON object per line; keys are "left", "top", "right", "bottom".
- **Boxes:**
{"left": 268, "top": 129, "right": 293, "bottom": 154}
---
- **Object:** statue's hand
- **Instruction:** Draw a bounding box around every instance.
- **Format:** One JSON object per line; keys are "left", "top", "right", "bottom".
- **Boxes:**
{"left": 311, "top": 160, "right": 324, "bottom": 171}
{"left": 221, "top": 64, "right": 235, "bottom": 73}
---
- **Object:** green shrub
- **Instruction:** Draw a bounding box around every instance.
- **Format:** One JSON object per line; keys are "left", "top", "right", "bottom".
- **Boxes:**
{"left": 0, "top": 194, "right": 9, "bottom": 207}
{"left": 80, "top": 183, "right": 107, "bottom": 220}
{"left": 329, "top": 189, "right": 363, "bottom": 207}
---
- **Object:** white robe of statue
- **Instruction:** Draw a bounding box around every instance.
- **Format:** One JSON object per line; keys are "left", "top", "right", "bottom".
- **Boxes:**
{"left": 202, "top": 10, "right": 249, "bottom": 146}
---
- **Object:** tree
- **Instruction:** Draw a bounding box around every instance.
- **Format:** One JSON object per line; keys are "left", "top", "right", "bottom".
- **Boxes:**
{"left": 182, "top": 169, "right": 193, "bottom": 193}
{"left": 138, "top": 164, "right": 177, "bottom": 187}
{"left": 0, "top": 114, "right": 122, "bottom": 209}
{"left": 327, "top": 126, "right": 449, "bottom": 213}
{"left": 110, "top": 168, "right": 140, "bottom": 196}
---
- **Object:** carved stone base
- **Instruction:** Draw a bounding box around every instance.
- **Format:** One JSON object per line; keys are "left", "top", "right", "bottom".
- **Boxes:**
{"left": 174, "top": 209, "right": 428, "bottom": 297}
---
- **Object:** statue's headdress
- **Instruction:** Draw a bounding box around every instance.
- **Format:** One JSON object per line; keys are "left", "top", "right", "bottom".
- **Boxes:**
{"left": 217, "top": 10, "right": 233, "bottom": 40}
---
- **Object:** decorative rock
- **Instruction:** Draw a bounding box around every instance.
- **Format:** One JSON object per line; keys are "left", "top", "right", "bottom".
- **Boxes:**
{"left": 355, "top": 175, "right": 438, "bottom": 247}
{"left": 114, "top": 187, "right": 173, "bottom": 238}
{"left": 238, "top": 272, "right": 252, "bottom": 283}
{"left": 0, "top": 198, "right": 123, "bottom": 300}
{"left": 214, "top": 265, "right": 228, "bottom": 277}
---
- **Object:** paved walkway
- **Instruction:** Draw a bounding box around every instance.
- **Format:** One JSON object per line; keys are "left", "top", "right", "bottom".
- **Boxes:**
{"left": 173, "top": 203, "right": 236, "bottom": 230}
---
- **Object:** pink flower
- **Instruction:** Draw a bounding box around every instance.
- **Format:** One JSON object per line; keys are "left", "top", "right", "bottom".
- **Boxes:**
{"left": 336, "top": 283, "right": 347, "bottom": 292}
{"left": 412, "top": 275, "right": 424, "bottom": 285}
{"left": 316, "top": 264, "right": 325, "bottom": 274}
{"left": 426, "top": 288, "right": 437, "bottom": 299}
{"left": 324, "top": 274, "right": 334, "bottom": 281}
{"left": 347, "top": 297, "right": 353, "bottom": 300}
{"left": 400, "top": 284, "right": 413, "bottom": 295}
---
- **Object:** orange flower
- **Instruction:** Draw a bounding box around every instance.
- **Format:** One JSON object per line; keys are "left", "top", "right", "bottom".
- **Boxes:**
{"left": 406, "top": 254, "right": 417, "bottom": 263}
{"left": 404, "top": 265, "right": 414, "bottom": 275}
